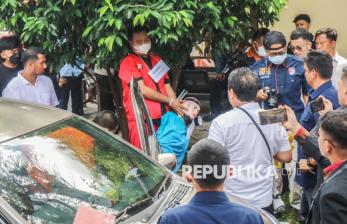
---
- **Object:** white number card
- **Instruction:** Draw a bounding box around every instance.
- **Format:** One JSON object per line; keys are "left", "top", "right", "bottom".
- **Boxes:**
{"left": 148, "top": 60, "right": 170, "bottom": 83}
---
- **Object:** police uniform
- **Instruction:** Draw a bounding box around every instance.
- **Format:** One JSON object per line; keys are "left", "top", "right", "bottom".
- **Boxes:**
{"left": 250, "top": 54, "right": 309, "bottom": 119}
{"left": 119, "top": 53, "right": 170, "bottom": 150}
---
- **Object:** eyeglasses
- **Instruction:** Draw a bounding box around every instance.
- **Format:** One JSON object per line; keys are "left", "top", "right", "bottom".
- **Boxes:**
{"left": 290, "top": 45, "right": 304, "bottom": 52}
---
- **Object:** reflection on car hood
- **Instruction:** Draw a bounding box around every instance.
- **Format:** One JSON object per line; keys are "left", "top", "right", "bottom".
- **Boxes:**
{"left": 0, "top": 98, "right": 71, "bottom": 142}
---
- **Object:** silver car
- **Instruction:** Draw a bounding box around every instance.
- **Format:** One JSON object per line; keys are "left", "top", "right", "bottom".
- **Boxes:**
{"left": 0, "top": 85, "right": 278, "bottom": 224}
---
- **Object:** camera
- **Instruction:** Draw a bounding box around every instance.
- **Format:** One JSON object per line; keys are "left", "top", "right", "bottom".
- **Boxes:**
{"left": 264, "top": 87, "right": 279, "bottom": 108}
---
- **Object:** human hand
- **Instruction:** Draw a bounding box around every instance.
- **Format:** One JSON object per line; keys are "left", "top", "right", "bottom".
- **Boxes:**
{"left": 280, "top": 105, "right": 301, "bottom": 133}
{"left": 58, "top": 77, "right": 68, "bottom": 88}
{"left": 256, "top": 88, "right": 268, "bottom": 101}
{"left": 319, "top": 96, "right": 333, "bottom": 117}
{"left": 170, "top": 99, "right": 186, "bottom": 116}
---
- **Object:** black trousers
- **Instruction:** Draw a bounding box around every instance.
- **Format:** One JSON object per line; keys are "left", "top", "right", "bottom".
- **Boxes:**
{"left": 58, "top": 76, "right": 84, "bottom": 115}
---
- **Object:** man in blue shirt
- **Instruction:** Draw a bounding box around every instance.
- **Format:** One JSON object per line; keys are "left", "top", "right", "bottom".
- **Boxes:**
{"left": 158, "top": 139, "right": 263, "bottom": 224}
{"left": 251, "top": 31, "right": 309, "bottom": 120}
{"left": 296, "top": 51, "right": 340, "bottom": 219}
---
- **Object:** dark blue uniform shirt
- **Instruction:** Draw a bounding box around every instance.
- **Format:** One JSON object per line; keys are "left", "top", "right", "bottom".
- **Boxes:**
{"left": 296, "top": 80, "right": 340, "bottom": 188}
{"left": 250, "top": 55, "right": 309, "bottom": 119}
{"left": 158, "top": 191, "right": 263, "bottom": 224}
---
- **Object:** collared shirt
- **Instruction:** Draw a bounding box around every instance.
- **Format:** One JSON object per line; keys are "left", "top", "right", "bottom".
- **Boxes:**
{"left": 2, "top": 72, "right": 58, "bottom": 106}
{"left": 324, "top": 160, "right": 346, "bottom": 179}
{"left": 300, "top": 80, "right": 340, "bottom": 132}
{"left": 250, "top": 54, "right": 309, "bottom": 119}
{"left": 332, "top": 52, "right": 347, "bottom": 88}
{"left": 208, "top": 102, "right": 290, "bottom": 208}
{"left": 158, "top": 191, "right": 263, "bottom": 224}
{"left": 59, "top": 61, "right": 85, "bottom": 77}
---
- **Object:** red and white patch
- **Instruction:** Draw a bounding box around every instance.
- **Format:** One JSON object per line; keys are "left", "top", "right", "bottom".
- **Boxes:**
{"left": 288, "top": 67, "right": 296, "bottom": 75}
{"left": 137, "top": 64, "right": 143, "bottom": 70}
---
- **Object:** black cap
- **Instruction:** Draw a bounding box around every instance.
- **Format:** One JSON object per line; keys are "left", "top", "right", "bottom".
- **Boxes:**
{"left": 264, "top": 31, "right": 287, "bottom": 50}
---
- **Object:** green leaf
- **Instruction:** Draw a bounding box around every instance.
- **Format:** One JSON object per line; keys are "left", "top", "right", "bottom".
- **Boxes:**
{"left": 82, "top": 26, "right": 93, "bottom": 38}
{"left": 105, "top": 35, "right": 115, "bottom": 51}
{"left": 99, "top": 6, "right": 109, "bottom": 17}
{"left": 115, "top": 36, "right": 122, "bottom": 47}
{"left": 133, "top": 14, "right": 145, "bottom": 26}
{"left": 114, "top": 19, "right": 122, "bottom": 30}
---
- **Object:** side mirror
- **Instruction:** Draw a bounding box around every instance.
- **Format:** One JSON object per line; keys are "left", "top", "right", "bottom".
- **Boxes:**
{"left": 158, "top": 153, "right": 177, "bottom": 170}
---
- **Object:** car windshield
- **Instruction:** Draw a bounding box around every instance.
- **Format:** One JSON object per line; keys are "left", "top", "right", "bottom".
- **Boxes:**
{"left": 0, "top": 116, "right": 167, "bottom": 224}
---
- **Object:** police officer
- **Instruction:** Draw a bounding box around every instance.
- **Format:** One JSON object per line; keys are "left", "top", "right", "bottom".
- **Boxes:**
{"left": 251, "top": 31, "right": 309, "bottom": 119}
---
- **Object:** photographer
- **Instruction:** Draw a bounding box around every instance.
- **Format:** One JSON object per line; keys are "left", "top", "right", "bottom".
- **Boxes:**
{"left": 251, "top": 31, "right": 309, "bottom": 120}
{"left": 208, "top": 67, "right": 291, "bottom": 213}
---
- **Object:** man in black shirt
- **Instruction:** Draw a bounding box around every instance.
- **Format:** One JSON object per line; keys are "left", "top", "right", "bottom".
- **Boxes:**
{"left": 0, "top": 36, "right": 22, "bottom": 96}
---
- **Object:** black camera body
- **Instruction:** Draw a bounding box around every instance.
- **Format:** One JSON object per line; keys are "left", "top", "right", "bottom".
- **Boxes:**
{"left": 264, "top": 87, "right": 279, "bottom": 108}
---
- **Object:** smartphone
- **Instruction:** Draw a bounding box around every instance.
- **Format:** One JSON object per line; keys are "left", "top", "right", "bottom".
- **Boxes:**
{"left": 259, "top": 108, "right": 288, "bottom": 125}
{"left": 310, "top": 97, "right": 325, "bottom": 113}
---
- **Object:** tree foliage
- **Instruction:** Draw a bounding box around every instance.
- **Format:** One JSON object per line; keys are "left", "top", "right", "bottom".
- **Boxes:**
{"left": 0, "top": 0, "right": 287, "bottom": 74}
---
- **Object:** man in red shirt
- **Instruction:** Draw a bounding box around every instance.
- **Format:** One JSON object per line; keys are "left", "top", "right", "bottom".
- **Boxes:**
{"left": 119, "top": 26, "right": 184, "bottom": 150}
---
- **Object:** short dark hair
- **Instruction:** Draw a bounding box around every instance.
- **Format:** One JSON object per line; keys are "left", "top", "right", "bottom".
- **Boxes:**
{"left": 188, "top": 139, "right": 230, "bottom": 188}
{"left": 293, "top": 14, "right": 311, "bottom": 24}
{"left": 290, "top": 28, "right": 310, "bottom": 41}
{"left": 93, "top": 110, "right": 119, "bottom": 132}
{"left": 315, "top": 28, "right": 338, "bottom": 41}
{"left": 21, "top": 47, "right": 45, "bottom": 65}
{"left": 304, "top": 51, "right": 333, "bottom": 79}
{"left": 127, "top": 26, "right": 148, "bottom": 40}
{"left": 341, "top": 66, "right": 347, "bottom": 83}
{"left": 228, "top": 67, "right": 258, "bottom": 102}
{"left": 252, "top": 28, "right": 270, "bottom": 41}
{"left": 320, "top": 108, "right": 347, "bottom": 150}
{"left": 264, "top": 31, "right": 287, "bottom": 50}
{"left": 0, "top": 36, "right": 20, "bottom": 53}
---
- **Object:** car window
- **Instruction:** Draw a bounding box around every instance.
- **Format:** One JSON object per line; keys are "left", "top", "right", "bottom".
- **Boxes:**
{"left": 0, "top": 117, "right": 167, "bottom": 224}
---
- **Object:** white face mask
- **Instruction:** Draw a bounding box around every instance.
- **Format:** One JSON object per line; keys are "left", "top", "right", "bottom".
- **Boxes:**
{"left": 256, "top": 46, "right": 267, "bottom": 57}
{"left": 268, "top": 53, "right": 287, "bottom": 65}
{"left": 134, "top": 43, "right": 151, "bottom": 55}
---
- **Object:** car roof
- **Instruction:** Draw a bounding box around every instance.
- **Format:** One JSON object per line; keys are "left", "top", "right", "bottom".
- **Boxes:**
{"left": 0, "top": 98, "right": 72, "bottom": 143}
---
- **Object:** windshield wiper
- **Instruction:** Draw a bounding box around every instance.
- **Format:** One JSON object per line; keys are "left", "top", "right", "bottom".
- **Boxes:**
{"left": 116, "top": 175, "right": 170, "bottom": 222}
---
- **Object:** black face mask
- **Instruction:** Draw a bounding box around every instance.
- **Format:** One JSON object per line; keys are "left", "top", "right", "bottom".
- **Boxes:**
{"left": 9, "top": 53, "right": 21, "bottom": 65}
{"left": 182, "top": 114, "right": 193, "bottom": 126}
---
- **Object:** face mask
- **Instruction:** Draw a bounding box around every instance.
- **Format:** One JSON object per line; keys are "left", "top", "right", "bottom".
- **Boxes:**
{"left": 182, "top": 114, "right": 193, "bottom": 126}
{"left": 256, "top": 46, "right": 267, "bottom": 57}
{"left": 268, "top": 53, "right": 287, "bottom": 65}
{"left": 9, "top": 53, "right": 21, "bottom": 65}
{"left": 134, "top": 43, "right": 151, "bottom": 55}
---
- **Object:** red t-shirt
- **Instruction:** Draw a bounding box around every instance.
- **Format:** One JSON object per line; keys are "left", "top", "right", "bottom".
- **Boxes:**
{"left": 119, "top": 53, "right": 170, "bottom": 122}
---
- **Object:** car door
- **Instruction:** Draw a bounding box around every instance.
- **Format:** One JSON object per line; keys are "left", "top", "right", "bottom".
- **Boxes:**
{"left": 130, "top": 78, "right": 161, "bottom": 160}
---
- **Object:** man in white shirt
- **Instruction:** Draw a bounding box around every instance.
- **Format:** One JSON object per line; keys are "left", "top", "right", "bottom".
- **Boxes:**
{"left": 2, "top": 47, "right": 58, "bottom": 106}
{"left": 208, "top": 67, "right": 292, "bottom": 213}
{"left": 315, "top": 28, "right": 347, "bottom": 88}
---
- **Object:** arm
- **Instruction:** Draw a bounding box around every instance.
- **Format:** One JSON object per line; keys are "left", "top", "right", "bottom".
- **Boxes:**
{"left": 138, "top": 80, "right": 185, "bottom": 116}
{"left": 165, "top": 83, "right": 176, "bottom": 100}
{"left": 274, "top": 150, "right": 292, "bottom": 163}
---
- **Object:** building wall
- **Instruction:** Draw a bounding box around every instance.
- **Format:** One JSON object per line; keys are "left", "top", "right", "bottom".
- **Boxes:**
{"left": 270, "top": 0, "right": 347, "bottom": 57}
